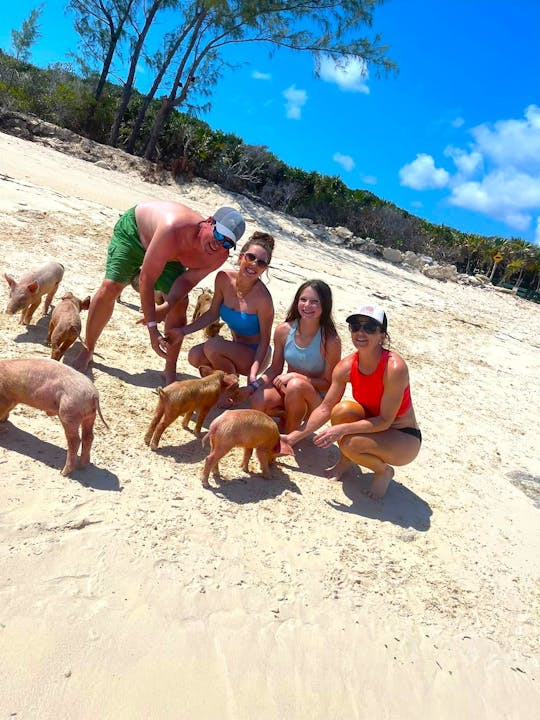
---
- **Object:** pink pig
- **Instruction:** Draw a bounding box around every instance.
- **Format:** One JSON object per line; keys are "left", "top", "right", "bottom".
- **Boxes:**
{"left": 201, "top": 409, "right": 294, "bottom": 487}
{"left": 0, "top": 358, "right": 108, "bottom": 476}
{"left": 4, "top": 261, "right": 65, "bottom": 325}
{"left": 46, "top": 292, "right": 91, "bottom": 361}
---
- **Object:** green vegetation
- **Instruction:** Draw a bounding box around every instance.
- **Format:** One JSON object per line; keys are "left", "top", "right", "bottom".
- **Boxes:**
{"left": 1, "top": 0, "right": 539, "bottom": 300}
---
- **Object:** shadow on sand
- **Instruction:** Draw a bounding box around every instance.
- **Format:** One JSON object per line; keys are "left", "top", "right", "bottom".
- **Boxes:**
{"left": 0, "top": 422, "right": 120, "bottom": 491}
{"left": 327, "top": 467, "right": 432, "bottom": 531}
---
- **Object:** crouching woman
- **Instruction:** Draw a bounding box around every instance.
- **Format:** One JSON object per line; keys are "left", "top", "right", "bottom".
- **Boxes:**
{"left": 283, "top": 303, "right": 421, "bottom": 499}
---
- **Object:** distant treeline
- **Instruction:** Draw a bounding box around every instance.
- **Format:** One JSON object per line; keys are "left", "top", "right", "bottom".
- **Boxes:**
{"left": 1, "top": 49, "right": 539, "bottom": 299}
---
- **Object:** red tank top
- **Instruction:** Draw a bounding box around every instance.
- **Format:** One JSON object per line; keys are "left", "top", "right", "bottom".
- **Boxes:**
{"left": 350, "top": 349, "right": 411, "bottom": 417}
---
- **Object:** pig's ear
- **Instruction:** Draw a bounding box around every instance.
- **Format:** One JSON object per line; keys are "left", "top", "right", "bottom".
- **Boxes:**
{"left": 81, "top": 296, "right": 91, "bottom": 310}
{"left": 4, "top": 273, "right": 15, "bottom": 288}
{"left": 224, "top": 373, "right": 239, "bottom": 387}
{"left": 27, "top": 281, "right": 39, "bottom": 294}
{"left": 199, "top": 364, "right": 214, "bottom": 377}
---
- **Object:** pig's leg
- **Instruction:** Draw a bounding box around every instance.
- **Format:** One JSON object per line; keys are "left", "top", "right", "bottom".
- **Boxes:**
{"left": 193, "top": 404, "right": 212, "bottom": 435}
{"left": 144, "top": 403, "right": 164, "bottom": 447}
{"left": 79, "top": 415, "right": 95, "bottom": 469}
{"left": 0, "top": 399, "right": 16, "bottom": 423}
{"left": 21, "top": 301, "right": 40, "bottom": 325}
{"left": 181, "top": 409, "right": 194, "bottom": 430}
{"left": 201, "top": 439, "right": 226, "bottom": 487}
{"left": 60, "top": 420, "right": 81, "bottom": 476}
{"left": 42, "top": 289, "right": 57, "bottom": 316}
{"left": 148, "top": 406, "right": 181, "bottom": 450}
{"left": 241, "top": 447, "right": 253, "bottom": 473}
{"left": 255, "top": 449, "right": 274, "bottom": 478}
{"left": 46, "top": 320, "right": 55, "bottom": 345}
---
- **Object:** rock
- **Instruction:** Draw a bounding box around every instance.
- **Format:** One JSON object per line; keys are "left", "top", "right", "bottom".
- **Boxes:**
{"left": 422, "top": 263, "right": 458, "bottom": 282}
{"left": 382, "top": 247, "right": 403, "bottom": 264}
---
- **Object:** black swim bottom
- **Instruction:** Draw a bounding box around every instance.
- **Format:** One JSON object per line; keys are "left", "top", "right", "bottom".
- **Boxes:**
{"left": 397, "top": 426, "right": 422, "bottom": 442}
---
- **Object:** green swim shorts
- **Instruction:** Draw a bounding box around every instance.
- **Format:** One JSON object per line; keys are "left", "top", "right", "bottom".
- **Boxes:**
{"left": 105, "top": 206, "right": 186, "bottom": 293}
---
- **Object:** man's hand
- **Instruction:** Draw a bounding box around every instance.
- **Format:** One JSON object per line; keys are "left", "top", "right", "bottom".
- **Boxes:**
{"left": 148, "top": 326, "right": 168, "bottom": 358}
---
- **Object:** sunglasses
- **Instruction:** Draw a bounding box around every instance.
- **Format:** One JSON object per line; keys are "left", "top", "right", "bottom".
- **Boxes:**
{"left": 213, "top": 226, "right": 236, "bottom": 251}
{"left": 243, "top": 251, "right": 268, "bottom": 268}
{"left": 348, "top": 320, "right": 381, "bottom": 334}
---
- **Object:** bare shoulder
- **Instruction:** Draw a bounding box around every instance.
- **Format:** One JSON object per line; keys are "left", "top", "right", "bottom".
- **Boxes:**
{"left": 273, "top": 322, "right": 292, "bottom": 344}
{"left": 334, "top": 352, "right": 354, "bottom": 379}
{"left": 386, "top": 350, "right": 409, "bottom": 380}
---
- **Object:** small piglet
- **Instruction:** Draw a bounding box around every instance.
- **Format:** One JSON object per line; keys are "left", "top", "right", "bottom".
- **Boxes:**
{"left": 4, "top": 261, "right": 64, "bottom": 325}
{"left": 46, "top": 292, "right": 91, "bottom": 361}
{"left": 192, "top": 287, "right": 223, "bottom": 338}
{"left": 144, "top": 370, "right": 239, "bottom": 449}
{"left": 0, "top": 358, "right": 108, "bottom": 476}
{"left": 201, "top": 409, "right": 295, "bottom": 487}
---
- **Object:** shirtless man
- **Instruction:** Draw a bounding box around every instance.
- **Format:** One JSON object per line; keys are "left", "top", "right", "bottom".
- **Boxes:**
{"left": 73, "top": 201, "right": 245, "bottom": 384}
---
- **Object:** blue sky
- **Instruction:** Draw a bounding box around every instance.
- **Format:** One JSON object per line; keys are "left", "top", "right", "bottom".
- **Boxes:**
{"left": 2, "top": 0, "right": 540, "bottom": 244}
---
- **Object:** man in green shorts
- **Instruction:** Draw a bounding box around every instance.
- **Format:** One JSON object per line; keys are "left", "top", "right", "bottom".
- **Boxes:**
{"left": 73, "top": 201, "right": 245, "bottom": 384}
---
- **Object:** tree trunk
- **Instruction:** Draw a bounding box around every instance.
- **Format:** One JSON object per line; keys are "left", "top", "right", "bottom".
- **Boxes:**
{"left": 109, "top": 0, "right": 163, "bottom": 146}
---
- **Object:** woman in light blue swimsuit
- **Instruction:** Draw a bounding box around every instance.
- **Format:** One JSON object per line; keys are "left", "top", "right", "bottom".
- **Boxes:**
{"left": 246, "top": 280, "right": 341, "bottom": 433}
{"left": 166, "top": 232, "right": 275, "bottom": 382}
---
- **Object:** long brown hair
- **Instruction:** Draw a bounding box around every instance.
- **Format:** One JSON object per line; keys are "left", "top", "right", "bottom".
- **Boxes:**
{"left": 285, "top": 279, "right": 338, "bottom": 352}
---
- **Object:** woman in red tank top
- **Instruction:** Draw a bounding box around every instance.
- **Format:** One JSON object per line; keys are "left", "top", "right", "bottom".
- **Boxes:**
{"left": 283, "top": 303, "right": 421, "bottom": 499}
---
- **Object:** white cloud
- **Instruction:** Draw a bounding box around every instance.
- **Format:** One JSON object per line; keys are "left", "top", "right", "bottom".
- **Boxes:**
{"left": 535, "top": 217, "right": 540, "bottom": 245}
{"left": 319, "top": 55, "right": 370, "bottom": 93}
{"left": 444, "top": 146, "right": 483, "bottom": 177}
{"left": 362, "top": 175, "right": 377, "bottom": 186}
{"left": 449, "top": 168, "right": 540, "bottom": 231}
{"left": 283, "top": 85, "right": 307, "bottom": 119}
{"left": 399, "top": 153, "right": 450, "bottom": 190}
{"left": 252, "top": 70, "right": 271, "bottom": 80}
{"left": 470, "top": 104, "right": 540, "bottom": 170}
{"left": 401, "top": 107, "right": 540, "bottom": 238}
{"left": 451, "top": 117, "right": 465, "bottom": 128}
{"left": 333, "top": 152, "right": 355, "bottom": 172}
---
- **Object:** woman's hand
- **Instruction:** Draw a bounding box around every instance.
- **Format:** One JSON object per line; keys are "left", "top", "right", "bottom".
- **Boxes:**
{"left": 164, "top": 327, "right": 185, "bottom": 347}
{"left": 313, "top": 424, "right": 347, "bottom": 448}
{"left": 273, "top": 372, "right": 298, "bottom": 391}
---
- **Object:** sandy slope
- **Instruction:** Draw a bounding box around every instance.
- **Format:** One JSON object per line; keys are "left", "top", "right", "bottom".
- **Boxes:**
{"left": 0, "top": 131, "right": 539, "bottom": 719}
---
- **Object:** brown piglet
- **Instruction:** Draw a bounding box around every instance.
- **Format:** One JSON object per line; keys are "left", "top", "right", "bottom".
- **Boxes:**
{"left": 201, "top": 409, "right": 295, "bottom": 488}
{"left": 192, "top": 287, "right": 223, "bottom": 338}
{"left": 144, "top": 370, "right": 239, "bottom": 450}
{"left": 0, "top": 358, "right": 108, "bottom": 476}
{"left": 4, "top": 261, "right": 65, "bottom": 325}
{"left": 46, "top": 292, "right": 91, "bottom": 361}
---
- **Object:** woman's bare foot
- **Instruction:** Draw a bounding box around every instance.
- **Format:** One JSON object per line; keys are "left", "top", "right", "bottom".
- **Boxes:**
{"left": 72, "top": 347, "right": 92, "bottom": 372}
{"left": 364, "top": 465, "right": 394, "bottom": 500}
{"left": 325, "top": 456, "right": 354, "bottom": 481}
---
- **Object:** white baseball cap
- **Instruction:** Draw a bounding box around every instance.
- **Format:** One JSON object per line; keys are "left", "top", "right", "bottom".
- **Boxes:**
{"left": 346, "top": 303, "right": 388, "bottom": 331}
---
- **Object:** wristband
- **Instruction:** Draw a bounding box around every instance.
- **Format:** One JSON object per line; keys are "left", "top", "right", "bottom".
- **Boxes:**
{"left": 147, "top": 321, "right": 158, "bottom": 328}
{"left": 249, "top": 378, "right": 263, "bottom": 392}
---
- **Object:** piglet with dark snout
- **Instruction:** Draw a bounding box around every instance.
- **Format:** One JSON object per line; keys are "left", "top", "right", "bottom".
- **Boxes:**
{"left": 46, "top": 292, "right": 91, "bottom": 361}
{"left": 4, "top": 261, "right": 64, "bottom": 325}
{"left": 192, "top": 287, "right": 223, "bottom": 338}
{"left": 144, "top": 369, "right": 239, "bottom": 450}
{"left": 201, "top": 409, "right": 295, "bottom": 488}
{"left": 0, "top": 358, "right": 108, "bottom": 476}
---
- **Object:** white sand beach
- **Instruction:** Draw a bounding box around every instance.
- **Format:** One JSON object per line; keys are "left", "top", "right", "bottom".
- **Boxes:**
{"left": 0, "top": 130, "right": 539, "bottom": 719}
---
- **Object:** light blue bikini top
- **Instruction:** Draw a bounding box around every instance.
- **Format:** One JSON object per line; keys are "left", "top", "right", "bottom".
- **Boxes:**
{"left": 220, "top": 304, "right": 260, "bottom": 336}
{"left": 283, "top": 321, "right": 325, "bottom": 375}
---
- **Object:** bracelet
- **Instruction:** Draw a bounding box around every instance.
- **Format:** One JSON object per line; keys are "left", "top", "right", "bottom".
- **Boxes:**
{"left": 147, "top": 320, "right": 158, "bottom": 328}
{"left": 248, "top": 378, "right": 263, "bottom": 392}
